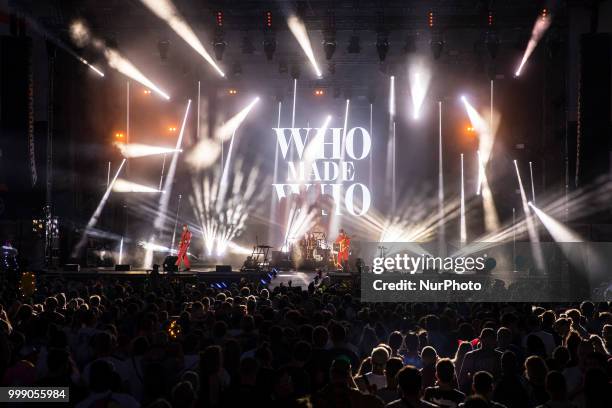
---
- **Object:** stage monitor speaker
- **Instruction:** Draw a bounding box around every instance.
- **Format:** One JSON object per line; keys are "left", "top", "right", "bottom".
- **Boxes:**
{"left": 114, "top": 264, "right": 131, "bottom": 271}
{"left": 216, "top": 265, "right": 232, "bottom": 273}
{"left": 163, "top": 256, "right": 178, "bottom": 272}
{"left": 63, "top": 264, "right": 80, "bottom": 272}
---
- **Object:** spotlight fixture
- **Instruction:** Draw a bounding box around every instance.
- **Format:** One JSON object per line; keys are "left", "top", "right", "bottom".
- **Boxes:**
{"left": 143, "top": 89, "right": 152, "bottom": 95}
{"left": 231, "top": 61, "right": 242, "bottom": 77}
{"left": 263, "top": 11, "right": 276, "bottom": 61}
{"left": 241, "top": 35, "right": 255, "bottom": 54}
{"left": 367, "top": 88, "right": 376, "bottom": 104}
{"left": 347, "top": 34, "right": 361, "bottom": 53}
{"left": 157, "top": 39, "right": 170, "bottom": 60}
{"left": 487, "top": 65, "right": 496, "bottom": 81}
{"left": 428, "top": 10, "right": 444, "bottom": 59}
{"left": 265, "top": 10, "right": 273, "bottom": 28}
{"left": 323, "top": 36, "right": 336, "bottom": 60}
{"left": 213, "top": 12, "right": 226, "bottom": 61}
{"left": 263, "top": 35, "right": 276, "bottom": 61}
{"left": 376, "top": 32, "right": 389, "bottom": 62}
{"left": 485, "top": 29, "right": 499, "bottom": 58}
{"left": 168, "top": 126, "right": 177, "bottom": 132}
{"left": 290, "top": 63, "right": 301, "bottom": 80}
{"left": 213, "top": 37, "right": 226, "bottom": 61}
{"left": 114, "top": 132, "right": 125, "bottom": 141}
{"left": 228, "top": 88, "right": 238, "bottom": 95}
{"left": 216, "top": 10, "right": 224, "bottom": 27}
{"left": 322, "top": 8, "right": 336, "bottom": 60}
{"left": 275, "top": 90, "right": 284, "bottom": 102}
{"left": 430, "top": 35, "right": 444, "bottom": 59}
{"left": 314, "top": 89, "right": 325, "bottom": 96}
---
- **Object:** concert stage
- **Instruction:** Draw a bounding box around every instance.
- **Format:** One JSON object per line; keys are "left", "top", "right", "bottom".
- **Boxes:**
{"left": 42, "top": 265, "right": 326, "bottom": 289}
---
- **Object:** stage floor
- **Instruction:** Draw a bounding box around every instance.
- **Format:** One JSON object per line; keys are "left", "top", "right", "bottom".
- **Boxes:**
{"left": 43, "top": 266, "right": 325, "bottom": 289}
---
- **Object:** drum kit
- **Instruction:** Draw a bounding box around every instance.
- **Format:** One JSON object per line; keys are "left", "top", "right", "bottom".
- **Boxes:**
{"left": 298, "top": 231, "right": 335, "bottom": 267}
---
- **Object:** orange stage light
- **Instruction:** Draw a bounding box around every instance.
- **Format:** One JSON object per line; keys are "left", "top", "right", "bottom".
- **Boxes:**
{"left": 143, "top": 89, "right": 152, "bottom": 95}
{"left": 228, "top": 88, "right": 238, "bottom": 95}
{"left": 314, "top": 89, "right": 324, "bottom": 96}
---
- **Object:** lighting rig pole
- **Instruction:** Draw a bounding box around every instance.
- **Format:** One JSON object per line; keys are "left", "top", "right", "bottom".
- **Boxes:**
{"left": 369, "top": 103, "right": 373, "bottom": 193}
{"left": 45, "top": 40, "right": 58, "bottom": 269}
{"left": 170, "top": 194, "right": 183, "bottom": 255}
{"left": 437, "top": 101, "right": 445, "bottom": 257}
{"left": 197, "top": 80, "right": 201, "bottom": 139}
{"left": 512, "top": 207, "right": 516, "bottom": 272}
{"left": 124, "top": 81, "right": 130, "bottom": 248}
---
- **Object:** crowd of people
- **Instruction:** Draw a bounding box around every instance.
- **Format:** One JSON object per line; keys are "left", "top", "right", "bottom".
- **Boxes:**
{"left": 0, "top": 274, "right": 611, "bottom": 408}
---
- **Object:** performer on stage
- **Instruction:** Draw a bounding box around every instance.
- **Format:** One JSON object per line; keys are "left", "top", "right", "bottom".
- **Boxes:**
{"left": 175, "top": 224, "right": 192, "bottom": 271}
{"left": 334, "top": 229, "right": 350, "bottom": 270}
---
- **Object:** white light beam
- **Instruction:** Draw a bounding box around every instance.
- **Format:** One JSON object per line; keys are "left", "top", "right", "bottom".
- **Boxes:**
{"left": 287, "top": 15, "right": 322, "bottom": 78}
{"left": 139, "top": 0, "right": 225, "bottom": 77}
